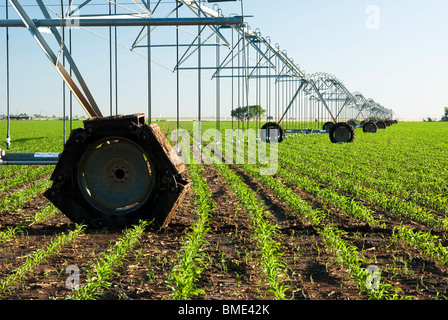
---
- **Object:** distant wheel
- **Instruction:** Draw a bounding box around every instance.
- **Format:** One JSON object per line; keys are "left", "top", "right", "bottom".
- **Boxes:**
{"left": 322, "top": 121, "right": 334, "bottom": 131}
{"left": 385, "top": 120, "right": 391, "bottom": 127}
{"left": 259, "top": 122, "right": 285, "bottom": 143}
{"left": 347, "top": 120, "right": 357, "bottom": 127}
{"left": 362, "top": 121, "right": 378, "bottom": 133}
{"left": 376, "top": 120, "right": 386, "bottom": 129}
{"left": 329, "top": 122, "right": 355, "bottom": 143}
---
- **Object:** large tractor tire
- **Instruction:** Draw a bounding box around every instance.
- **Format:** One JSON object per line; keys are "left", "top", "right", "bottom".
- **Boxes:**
{"left": 259, "top": 122, "right": 285, "bottom": 143}
{"left": 44, "top": 114, "right": 189, "bottom": 229}
{"left": 376, "top": 120, "right": 387, "bottom": 129}
{"left": 329, "top": 122, "right": 355, "bottom": 143}
{"left": 362, "top": 121, "right": 378, "bottom": 133}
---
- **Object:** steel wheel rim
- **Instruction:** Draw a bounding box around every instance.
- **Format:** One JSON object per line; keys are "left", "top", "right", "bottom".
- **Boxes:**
{"left": 77, "top": 138, "right": 155, "bottom": 215}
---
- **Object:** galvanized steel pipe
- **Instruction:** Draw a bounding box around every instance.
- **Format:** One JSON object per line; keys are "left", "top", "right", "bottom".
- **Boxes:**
{"left": 0, "top": 17, "right": 243, "bottom": 28}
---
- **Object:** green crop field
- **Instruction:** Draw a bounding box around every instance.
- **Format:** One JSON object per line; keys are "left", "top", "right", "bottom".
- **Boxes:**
{"left": 0, "top": 119, "right": 447, "bottom": 300}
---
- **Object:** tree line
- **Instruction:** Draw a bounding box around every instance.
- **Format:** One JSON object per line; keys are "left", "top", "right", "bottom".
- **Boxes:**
{"left": 425, "top": 107, "right": 448, "bottom": 122}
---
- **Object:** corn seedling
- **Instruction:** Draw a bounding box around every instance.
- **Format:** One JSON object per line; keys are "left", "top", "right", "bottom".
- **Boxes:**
{"left": 0, "top": 224, "right": 84, "bottom": 294}
{"left": 320, "top": 225, "right": 405, "bottom": 300}
{"left": 67, "top": 220, "right": 148, "bottom": 300}
{"left": 391, "top": 225, "right": 448, "bottom": 265}
{"left": 214, "top": 163, "right": 290, "bottom": 300}
{"left": 0, "top": 203, "right": 59, "bottom": 243}
{"left": 166, "top": 164, "right": 214, "bottom": 300}
{"left": 0, "top": 179, "right": 52, "bottom": 215}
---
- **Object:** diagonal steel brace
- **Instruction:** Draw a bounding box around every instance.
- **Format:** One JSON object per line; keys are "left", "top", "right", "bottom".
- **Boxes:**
{"left": 8, "top": 0, "right": 103, "bottom": 118}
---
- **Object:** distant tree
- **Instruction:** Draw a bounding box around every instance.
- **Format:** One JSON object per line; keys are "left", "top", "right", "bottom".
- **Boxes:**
{"left": 441, "top": 107, "right": 448, "bottom": 122}
{"left": 231, "top": 107, "right": 246, "bottom": 121}
{"left": 427, "top": 117, "right": 434, "bottom": 122}
{"left": 231, "top": 105, "right": 266, "bottom": 121}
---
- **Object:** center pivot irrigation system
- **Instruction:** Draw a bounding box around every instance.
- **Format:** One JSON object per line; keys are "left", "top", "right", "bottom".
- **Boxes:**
{"left": 0, "top": 0, "right": 396, "bottom": 228}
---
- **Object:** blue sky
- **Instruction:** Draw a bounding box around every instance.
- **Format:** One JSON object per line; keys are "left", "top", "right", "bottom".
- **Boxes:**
{"left": 0, "top": 0, "right": 447, "bottom": 120}
{"left": 244, "top": 0, "right": 448, "bottom": 120}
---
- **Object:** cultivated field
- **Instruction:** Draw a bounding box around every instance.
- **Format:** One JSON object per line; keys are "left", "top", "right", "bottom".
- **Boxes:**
{"left": 0, "top": 120, "right": 447, "bottom": 300}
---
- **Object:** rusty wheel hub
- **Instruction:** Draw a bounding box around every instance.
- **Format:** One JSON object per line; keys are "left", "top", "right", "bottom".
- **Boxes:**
{"left": 77, "top": 138, "right": 154, "bottom": 214}
{"left": 45, "top": 114, "right": 189, "bottom": 228}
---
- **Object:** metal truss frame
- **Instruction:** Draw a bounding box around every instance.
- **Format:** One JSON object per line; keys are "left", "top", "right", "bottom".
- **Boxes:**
{"left": 0, "top": 0, "right": 395, "bottom": 163}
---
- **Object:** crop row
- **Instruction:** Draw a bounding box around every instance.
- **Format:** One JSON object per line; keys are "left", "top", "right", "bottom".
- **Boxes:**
{"left": 0, "top": 202, "right": 60, "bottom": 243}
{"left": 179, "top": 126, "right": 291, "bottom": 299}
{"left": 167, "top": 164, "right": 214, "bottom": 299}
{"left": 278, "top": 151, "right": 448, "bottom": 231}
{"left": 280, "top": 124, "right": 448, "bottom": 207}
{"left": 228, "top": 134, "right": 448, "bottom": 298}
{"left": 67, "top": 220, "right": 148, "bottom": 300}
{"left": 391, "top": 225, "right": 448, "bottom": 265}
{"left": 176, "top": 121, "right": 448, "bottom": 266}
{"left": 0, "top": 166, "right": 54, "bottom": 195}
{"left": 275, "top": 166, "right": 382, "bottom": 227}
{"left": 280, "top": 139, "right": 448, "bottom": 215}
{"left": 187, "top": 120, "right": 448, "bottom": 207}
{"left": 180, "top": 122, "right": 412, "bottom": 298}
{"left": 319, "top": 225, "right": 402, "bottom": 299}
{"left": 243, "top": 160, "right": 448, "bottom": 268}
{"left": 237, "top": 163, "right": 403, "bottom": 299}
{"left": 1, "top": 121, "right": 446, "bottom": 300}
{"left": 213, "top": 163, "right": 289, "bottom": 299}
{"left": 0, "top": 178, "right": 52, "bottom": 215}
{"left": 0, "top": 224, "right": 85, "bottom": 295}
